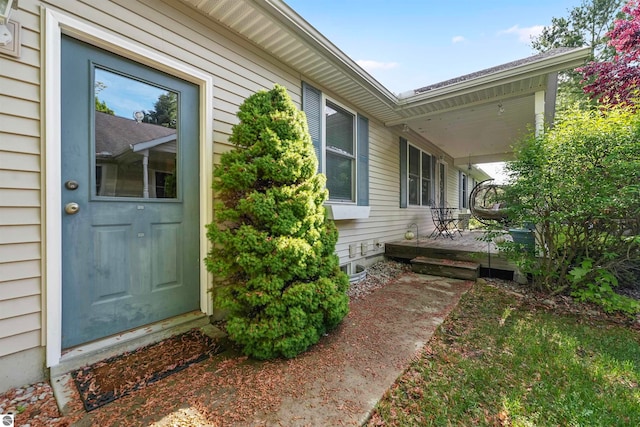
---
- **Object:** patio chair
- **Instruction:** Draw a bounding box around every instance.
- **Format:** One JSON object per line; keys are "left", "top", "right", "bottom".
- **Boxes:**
{"left": 429, "top": 206, "right": 461, "bottom": 239}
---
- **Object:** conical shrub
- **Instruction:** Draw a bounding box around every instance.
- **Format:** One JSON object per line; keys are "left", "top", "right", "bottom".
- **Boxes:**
{"left": 206, "top": 84, "right": 349, "bottom": 359}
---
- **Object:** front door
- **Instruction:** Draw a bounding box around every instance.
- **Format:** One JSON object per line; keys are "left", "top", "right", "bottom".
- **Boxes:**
{"left": 61, "top": 36, "right": 200, "bottom": 349}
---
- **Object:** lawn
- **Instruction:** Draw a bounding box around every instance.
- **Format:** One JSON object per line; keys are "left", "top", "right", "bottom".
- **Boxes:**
{"left": 368, "top": 282, "right": 640, "bottom": 426}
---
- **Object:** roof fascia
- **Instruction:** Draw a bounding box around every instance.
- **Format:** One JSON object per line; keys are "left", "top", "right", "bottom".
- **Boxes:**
{"left": 397, "top": 47, "right": 590, "bottom": 107}
{"left": 131, "top": 134, "right": 177, "bottom": 152}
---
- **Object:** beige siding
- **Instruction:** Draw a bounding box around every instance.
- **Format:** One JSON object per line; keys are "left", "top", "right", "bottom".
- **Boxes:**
{"left": 0, "top": 134, "right": 40, "bottom": 156}
{"left": 0, "top": 331, "right": 40, "bottom": 358}
{"left": 448, "top": 167, "right": 460, "bottom": 210}
{"left": 0, "top": 0, "right": 473, "bottom": 371}
{"left": 0, "top": 208, "right": 40, "bottom": 225}
{"left": 0, "top": 0, "right": 309, "bottom": 364}
{"left": 327, "top": 120, "right": 440, "bottom": 267}
{"left": 0, "top": 0, "right": 43, "bottom": 362}
{"left": 0, "top": 225, "right": 40, "bottom": 244}
{"left": 0, "top": 312, "right": 41, "bottom": 340}
{"left": 0, "top": 277, "right": 40, "bottom": 300}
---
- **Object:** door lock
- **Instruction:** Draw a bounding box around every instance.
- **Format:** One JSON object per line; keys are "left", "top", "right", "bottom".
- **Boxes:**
{"left": 65, "top": 202, "right": 80, "bottom": 215}
{"left": 64, "top": 180, "right": 79, "bottom": 190}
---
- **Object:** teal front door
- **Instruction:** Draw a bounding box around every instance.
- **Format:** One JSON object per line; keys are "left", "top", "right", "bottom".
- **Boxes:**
{"left": 61, "top": 36, "right": 200, "bottom": 349}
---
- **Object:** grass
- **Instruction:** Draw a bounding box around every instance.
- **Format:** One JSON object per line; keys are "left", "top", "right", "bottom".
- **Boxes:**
{"left": 368, "top": 283, "right": 640, "bottom": 426}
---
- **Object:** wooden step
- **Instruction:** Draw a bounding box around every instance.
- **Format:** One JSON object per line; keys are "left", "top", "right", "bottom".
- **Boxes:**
{"left": 410, "top": 256, "right": 480, "bottom": 280}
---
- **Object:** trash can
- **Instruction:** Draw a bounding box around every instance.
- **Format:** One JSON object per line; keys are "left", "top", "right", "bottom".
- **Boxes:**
{"left": 509, "top": 228, "right": 535, "bottom": 253}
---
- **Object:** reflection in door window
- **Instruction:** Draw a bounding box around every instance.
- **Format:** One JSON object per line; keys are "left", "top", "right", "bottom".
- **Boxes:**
{"left": 94, "top": 68, "right": 178, "bottom": 198}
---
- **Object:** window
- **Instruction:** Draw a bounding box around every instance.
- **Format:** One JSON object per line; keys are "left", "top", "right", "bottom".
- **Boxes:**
{"left": 400, "top": 138, "right": 434, "bottom": 207}
{"left": 93, "top": 67, "right": 178, "bottom": 199}
{"left": 460, "top": 172, "right": 468, "bottom": 209}
{"left": 302, "top": 82, "right": 369, "bottom": 206}
{"left": 325, "top": 101, "right": 355, "bottom": 201}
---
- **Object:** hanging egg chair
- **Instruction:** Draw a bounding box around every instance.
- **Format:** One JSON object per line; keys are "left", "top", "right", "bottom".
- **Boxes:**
{"left": 469, "top": 179, "right": 510, "bottom": 227}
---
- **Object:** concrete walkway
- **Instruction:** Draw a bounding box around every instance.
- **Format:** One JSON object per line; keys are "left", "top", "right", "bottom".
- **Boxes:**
{"left": 270, "top": 273, "right": 474, "bottom": 426}
{"left": 59, "top": 273, "right": 474, "bottom": 426}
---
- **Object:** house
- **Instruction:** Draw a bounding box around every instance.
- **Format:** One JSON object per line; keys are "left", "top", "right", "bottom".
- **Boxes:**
{"left": 0, "top": 0, "right": 589, "bottom": 392}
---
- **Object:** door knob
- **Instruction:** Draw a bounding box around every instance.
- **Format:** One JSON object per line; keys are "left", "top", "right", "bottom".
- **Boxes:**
{"left": 65, "top": 202, "right": 80, "bottom": 215}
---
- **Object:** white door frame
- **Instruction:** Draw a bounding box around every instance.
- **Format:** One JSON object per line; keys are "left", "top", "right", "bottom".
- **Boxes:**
{"left": 43, "top": 8, "right": 214, "bottom": 367}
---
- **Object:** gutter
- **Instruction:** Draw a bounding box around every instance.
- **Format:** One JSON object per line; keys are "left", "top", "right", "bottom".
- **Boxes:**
{"left": 395, "top": 46, "right": 591, "bottom": 107}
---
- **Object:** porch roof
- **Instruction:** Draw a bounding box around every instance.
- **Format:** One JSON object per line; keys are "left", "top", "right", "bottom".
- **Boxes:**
{"left": 176, "top": 0, "right": 591, "bottom": 164}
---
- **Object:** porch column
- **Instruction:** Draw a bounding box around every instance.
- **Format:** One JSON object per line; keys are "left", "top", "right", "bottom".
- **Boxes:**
{"left": 534, "top": 90, "right": 545, "bottom": 137}
{"left": 142, "top": 149, "right": 149, "bottom": 198}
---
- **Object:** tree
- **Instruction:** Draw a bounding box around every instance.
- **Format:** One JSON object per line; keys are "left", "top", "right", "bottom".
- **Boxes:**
{"left": 205, "top": 84, "right": 350, "bottom": 359}
{"left": 532, "top": 0, "right": 623, "bottom": 60}
{"left": 502, "top": 105, "right": 640, "bottom": 315}
{"left": 94, "top": 81, "right": 114, "bottom": 115}
{"left": 146, "top": 92, "right": 177, "bottom": 128}
{"left": 95, "top": 98, "right": 114, "bottom": 115}
{"left": 531, "top": 0, "right": 624, "bottom": 107}
{"left": 579, "top": 0, "right": 640, "bottom": 105}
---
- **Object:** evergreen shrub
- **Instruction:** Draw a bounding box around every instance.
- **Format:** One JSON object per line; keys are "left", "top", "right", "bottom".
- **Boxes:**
{"left": 205, "top": 85, "right": 350, "bottom": 358}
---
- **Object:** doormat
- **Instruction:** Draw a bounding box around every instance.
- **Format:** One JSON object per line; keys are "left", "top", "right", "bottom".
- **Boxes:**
{"left": 71, "top": 328, "right": 221, "bottom": 412}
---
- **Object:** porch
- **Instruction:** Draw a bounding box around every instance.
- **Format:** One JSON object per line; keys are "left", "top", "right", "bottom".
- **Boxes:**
{"left": 384, "top": 229, "right": 518, "bottom": 278}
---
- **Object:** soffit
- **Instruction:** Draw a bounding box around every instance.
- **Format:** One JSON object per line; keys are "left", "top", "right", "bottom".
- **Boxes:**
{"left": 177, "top": 0, "right": 403, "bottom": 123}
{"left": 390, "top": 48, "right": 590, "bottom": 163}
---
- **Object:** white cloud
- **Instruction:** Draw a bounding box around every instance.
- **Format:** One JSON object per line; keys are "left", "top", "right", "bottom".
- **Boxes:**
{"left": 356, "top": 59, "right": 399, "bottom": 71}
{"left": 452, "top": 35, "right": 466, "bottom": 44}
{"left": 499, "top": 24, "right": 544, "bottom": 43}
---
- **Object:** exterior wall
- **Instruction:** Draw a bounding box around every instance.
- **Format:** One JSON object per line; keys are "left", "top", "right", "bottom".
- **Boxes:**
{"left": 331, "top": 122, "right": 438, "bottom": 270}
{"left": 0, "top": 0, "right": 46, "bottom": 391}
{"left": 448, "top": 167, "right": 460, "bottom": 211}
{"left": 0, "top": 0, "right": 446, "bottom": 390}
{"left": 1, "top": 0, "right": 308, "bottom": 391}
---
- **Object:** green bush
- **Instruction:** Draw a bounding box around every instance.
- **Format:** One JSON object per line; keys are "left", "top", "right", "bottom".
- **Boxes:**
{"left": 502, "top": 105, "right": 640, "bottom": 314}
{"left": 205, "top": 84, "right": 349, "bottom": 359}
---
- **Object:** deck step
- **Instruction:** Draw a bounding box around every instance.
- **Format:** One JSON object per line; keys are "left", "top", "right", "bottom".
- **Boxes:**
{"left": 410, "top": 256, "right": 480, "bottom": 280}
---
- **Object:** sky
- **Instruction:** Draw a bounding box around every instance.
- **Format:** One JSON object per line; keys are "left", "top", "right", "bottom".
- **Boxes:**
{"left": 96, "top": 68, "right": 167, "bottom": 119}
{"left": 284, "top": 0, "right": 582, "bottom": 95}
{"left": 284, "top": 0, "right": 583, "bottom": 181}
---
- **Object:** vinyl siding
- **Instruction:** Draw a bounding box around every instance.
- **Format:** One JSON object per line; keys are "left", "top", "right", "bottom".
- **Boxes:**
{"left": 0, "top": 0, "right": 42, "bottom": 360}
{"left": 0, "top": 0, "right": 306, "bottom": 361}
{"left": 327, "top": 120, "right": 440, "bottom": 266}
{"left": 0, "top": 0, "right": 459, "bottom": 365}
{"left": 448, "top": 167, "right": 461, "bottom": 211}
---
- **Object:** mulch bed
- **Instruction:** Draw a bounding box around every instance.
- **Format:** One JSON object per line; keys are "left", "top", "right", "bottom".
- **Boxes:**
{"left": 71, "top": 328, "right": 221, "bottom": 411}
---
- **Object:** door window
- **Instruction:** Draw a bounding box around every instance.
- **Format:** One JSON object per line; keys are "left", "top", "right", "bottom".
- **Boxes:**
{"left": 94, "top": 68, "right": 178, "bottom": 199}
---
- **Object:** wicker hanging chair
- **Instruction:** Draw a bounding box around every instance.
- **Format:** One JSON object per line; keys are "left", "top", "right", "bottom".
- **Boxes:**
{"left": 469, "top": 179, "right": 510, "bottom": 226}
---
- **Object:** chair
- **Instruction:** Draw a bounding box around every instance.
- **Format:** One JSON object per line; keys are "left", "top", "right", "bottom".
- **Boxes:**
{"left": 429, "top": 206, "right": 461, "bottom": 239}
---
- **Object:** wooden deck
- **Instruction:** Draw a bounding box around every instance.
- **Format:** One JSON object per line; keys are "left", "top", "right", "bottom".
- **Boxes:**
{"left": 385, "top": 229, "right": 517, "bottom": 274}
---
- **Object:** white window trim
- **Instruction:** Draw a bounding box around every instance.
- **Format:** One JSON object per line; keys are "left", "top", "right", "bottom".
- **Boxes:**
{"left": 321, "top": 96, "right": 357, "bottom": 205}
{"left": 325, "top": 204, "right": 371, "bottom": 220}
{"left": 407, "top": 143, "right": 434, "bottom": 207}
{"left": 43, "top": 8, "right": 214, "bottom": 368}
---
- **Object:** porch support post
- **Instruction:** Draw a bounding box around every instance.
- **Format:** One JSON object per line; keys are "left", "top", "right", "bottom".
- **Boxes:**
{"left": 534, "top": 90, "right": 545, "bottom": 137}
{"left": 142, "top": 149, "right": 150, "bottom": 198}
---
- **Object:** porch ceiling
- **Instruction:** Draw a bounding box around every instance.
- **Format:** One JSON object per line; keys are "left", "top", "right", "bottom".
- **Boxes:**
{"left": 176, "top": 0, "right": 590, "bottom": 164}
{"left": 390, "top": 47, "right": 591, "bottom": 164}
